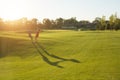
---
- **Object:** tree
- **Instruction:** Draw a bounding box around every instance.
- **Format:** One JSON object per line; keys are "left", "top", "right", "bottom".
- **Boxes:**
{"left": 93, "top": 16, "right": 107, "bottom": 30}
{"left": 109, "top": 14, "right": 117, "bottom": 30}
{"left": 100, "top": 16, "right": 107, "bottom": 30}
{"left": 16, "top": 17, "right": 28, "bottom": 31}
{"left": 42, "top": 18, "right": 52, "bottom": 29}
{"left": 55, "top": 18, "right": 64, "bottom": 29}
{"left": 64, "top": 17, "right": 78, "bottom": 29}
{"left": 93, "top": 17, "right": 101, "bottom": 30}
{"left": 51, "top": 20, "right": 57, "bottom": 29}
{"left": 114, "top": 18, "right": 120, "bottom": 31}
{"left": 31, "top": 18, "right": 38, "bottom": 29}
{"left": 77, "top": 20, "right": 90, "bottom": 30}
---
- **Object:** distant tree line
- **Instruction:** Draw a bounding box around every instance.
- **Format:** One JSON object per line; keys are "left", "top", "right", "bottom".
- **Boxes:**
{"left": 0, "top": 13, "right": 120, "bottom": 31}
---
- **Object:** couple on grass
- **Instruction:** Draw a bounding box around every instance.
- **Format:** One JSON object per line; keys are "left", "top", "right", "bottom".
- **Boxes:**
{"left": 28, "top": 28, "right": 40, "bottom": 42}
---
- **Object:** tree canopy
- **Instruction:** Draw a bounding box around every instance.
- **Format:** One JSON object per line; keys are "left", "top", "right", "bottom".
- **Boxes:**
{"left": 0, "top": 13, "right": 120, "bottom": 31}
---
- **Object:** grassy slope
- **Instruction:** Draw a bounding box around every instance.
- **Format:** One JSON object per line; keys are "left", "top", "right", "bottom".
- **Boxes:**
{"left": 0, "top": 30, "right": 120, "bottom": 80}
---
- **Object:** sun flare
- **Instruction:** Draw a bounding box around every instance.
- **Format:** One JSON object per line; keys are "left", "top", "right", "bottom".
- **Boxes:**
{"left": 0, "top": 0, "right": 28, "bottom": 20}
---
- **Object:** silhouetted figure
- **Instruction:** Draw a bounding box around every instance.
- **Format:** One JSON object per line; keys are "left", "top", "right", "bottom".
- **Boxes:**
{"left": 35, "top": 29, "right": 40, "bottom": 42}
{"left": 28, "top": 31, "right": 33, "bottom": 41}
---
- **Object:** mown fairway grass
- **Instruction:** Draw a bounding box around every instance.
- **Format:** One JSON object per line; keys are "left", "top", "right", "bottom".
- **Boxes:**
{"left": 0, "top": 30, "right": 120, "bottom": 80}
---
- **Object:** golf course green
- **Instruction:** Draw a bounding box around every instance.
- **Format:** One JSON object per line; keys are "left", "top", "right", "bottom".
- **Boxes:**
{"left": 0, "top": 30, "right": 120, "bottom": 80}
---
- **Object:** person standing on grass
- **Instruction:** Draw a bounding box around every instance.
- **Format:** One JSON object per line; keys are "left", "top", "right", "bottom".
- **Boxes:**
{"left": 35, "top": 29, "right": 40, "bottom": 42}
{"left": 28, "top": 31, "right": 33, "bottom": 41}
{"left": 27, "top": 21, "right": 34, "bottom": 41}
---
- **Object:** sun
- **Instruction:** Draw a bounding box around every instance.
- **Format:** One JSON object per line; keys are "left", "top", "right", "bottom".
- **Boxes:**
{"left": 2, "top": 13, "right": 19, "bottom": 21}
{"left": 3, "top": 10, "right": 23, "bottom": 20}
{"left": 0, "top": 0, "right": 27, "bottom": 20}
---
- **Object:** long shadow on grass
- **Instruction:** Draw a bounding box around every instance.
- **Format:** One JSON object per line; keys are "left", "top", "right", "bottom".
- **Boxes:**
{"left": 32, "top": 42, "right": 64, "bottom": 68}
{"left": 36, "top": 42, "right": 80, "bottom": 63}
{"left": 32, "top": 42, "right": 80, "bottom": 68}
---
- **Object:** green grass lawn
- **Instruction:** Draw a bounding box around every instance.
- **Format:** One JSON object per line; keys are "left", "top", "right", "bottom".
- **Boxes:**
{"left": 0, "top": 30, "right": 120, "bottom": 80}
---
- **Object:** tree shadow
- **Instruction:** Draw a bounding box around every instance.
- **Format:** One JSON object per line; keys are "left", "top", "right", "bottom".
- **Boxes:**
{"left": 0, "top": 37, "right": 25, "bottom": 58}
{"left": 32, "top": 42, "right": 80, "bottom": 68}
{"left": 0, "top": 37, "right": 36, "bottom": 58}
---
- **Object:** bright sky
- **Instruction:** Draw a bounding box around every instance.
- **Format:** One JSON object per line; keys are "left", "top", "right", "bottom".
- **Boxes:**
{"left": 0, "top": 0, "right": 120, "bottom": 21}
